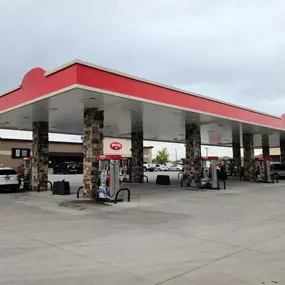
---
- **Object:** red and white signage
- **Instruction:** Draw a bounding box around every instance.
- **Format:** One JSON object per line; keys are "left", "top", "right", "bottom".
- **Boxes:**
{"left": 97, "top": 155, "right": 122, "bottom": 161}
{"left": 110, "top": 142, "right": 122, "bottom": 150}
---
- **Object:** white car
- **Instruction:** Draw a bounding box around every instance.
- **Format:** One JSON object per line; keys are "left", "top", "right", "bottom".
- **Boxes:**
{"left": 169, "top": 164, "right": 183, "bottom": 171}
{"left": 0, "top": 167, "right": 20, "bottom": 191}
{"left": 143, "top": 163, "right": 155, "bottom": 172}
{"left": 155, "top": 164, "right": 169, "bottom": 171}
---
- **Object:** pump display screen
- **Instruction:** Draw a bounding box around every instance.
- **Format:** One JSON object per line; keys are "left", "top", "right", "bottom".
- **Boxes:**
{"left": 11, "top": 148, "right": 31, "bottom": 158}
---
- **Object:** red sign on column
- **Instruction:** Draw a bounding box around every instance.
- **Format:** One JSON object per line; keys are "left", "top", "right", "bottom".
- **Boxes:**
{"left": 110, "top": 142, "right": 122, "bottom": 150}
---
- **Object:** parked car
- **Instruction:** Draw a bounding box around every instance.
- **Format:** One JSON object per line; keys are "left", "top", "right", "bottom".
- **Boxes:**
{"left": 53, "top": 162, "right": 78, "bottom": 174}
{"left": 270, "top": 164, "right": 285, "bottom": 179}
{"left": 143, "top": 163, "right": 155, "bottom": 172}
{"left": 0, "top": 167, "right": 20, "bottom": 191}
{"left": 169, "top": 164, "right": 183, "bottom": 171}
{"left": 77, "top": 163, "right": 83, "bottom": 174}
{"left": 155, "top": 164, "right": 169, "bottom": 171}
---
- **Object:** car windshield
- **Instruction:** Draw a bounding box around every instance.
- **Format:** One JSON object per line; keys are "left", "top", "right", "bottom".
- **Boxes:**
{"left": 272, "top": 164, "right": 285, "bottom": 170}
{"left": 0, "top": 169, "right": 17, "bottom": 175}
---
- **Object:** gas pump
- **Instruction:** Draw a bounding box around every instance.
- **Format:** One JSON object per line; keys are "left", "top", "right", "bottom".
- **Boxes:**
{"left": 97, "top": 155, "right": 122, "bottom": 201}
{"left": 17, "top": 157, "right": 32, "bottom": 190}
{"left": 121, "top": 157, "right": 132, "bottom": 182}
{"left": 200, "top": 156, "right": 220, "bottom": 189}
{"left": 253, "top": 157, "right": 272, "bottom": 183}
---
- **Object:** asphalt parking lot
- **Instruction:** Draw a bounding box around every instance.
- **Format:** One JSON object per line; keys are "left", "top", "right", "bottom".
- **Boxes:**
{"left": 1, "top": 173, "right": 285, "bottom": 284}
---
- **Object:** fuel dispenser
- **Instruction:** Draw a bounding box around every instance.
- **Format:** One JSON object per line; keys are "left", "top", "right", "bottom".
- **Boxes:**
{"left": 121, "top": 157, "right": 132, "bottom": 182}
{"left": 17, "top": 157, "right": 32, "bottom": 190}
{"left": 253, "top": 157, "right": 272, "bottom": 183}
{"left": 200, "top": 156, "right": 220, "bottom": 189}
{"left": 97, "top": 155, "right": 123, "bottom": 201}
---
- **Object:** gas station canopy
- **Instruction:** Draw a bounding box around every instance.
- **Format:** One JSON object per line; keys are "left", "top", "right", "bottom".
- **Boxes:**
{"left": 0, "top": 59, "right": 284, "bottom": 148}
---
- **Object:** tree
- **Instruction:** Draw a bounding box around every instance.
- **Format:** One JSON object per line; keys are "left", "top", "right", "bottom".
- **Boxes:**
{"left": 155, "top": 148, "right": 169, "bottom": 164}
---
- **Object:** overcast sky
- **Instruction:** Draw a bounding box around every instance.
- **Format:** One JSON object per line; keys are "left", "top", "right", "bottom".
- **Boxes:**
{"left": 0, "top": 0, "right": 282, "bottom": 159}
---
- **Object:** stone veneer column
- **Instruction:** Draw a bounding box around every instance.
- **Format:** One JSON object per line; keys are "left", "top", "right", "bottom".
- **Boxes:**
{"left": 184, "top": 124, "right": 201, "bottom": 188}
{"left": 243, "top": 133, "right": 254, "bottom": 181}
{"left": 83, "top": 108, "right": 104, "bottom": 198}
{"left": 131, "top": 132, "right": 144, "bottom": 183}
{"left": 280, "top": 135, "right": 285, "bottom": 164}
{"left": 31, "top": 122, "right": 49, "bottom": 191}
{"left": 232, "top": 127, "right": 241, "bottom": 177}
{"left": 262, "top": 134, "right": 270, "bottom": 158}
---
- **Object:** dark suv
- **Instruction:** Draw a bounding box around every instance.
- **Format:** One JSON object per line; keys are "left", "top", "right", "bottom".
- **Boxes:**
{"left": 53, "top": 162, "right": 78, "bottom": 174}
{"left": 77, "top": 163, "right": 83, "bottom": 174}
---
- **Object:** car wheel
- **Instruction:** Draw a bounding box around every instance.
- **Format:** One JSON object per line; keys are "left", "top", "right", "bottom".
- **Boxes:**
{"left": 158, "top": 168, "right": 161, "bottom": 172}
{"left": 273, "top": 173, "right": 279, "bottom": 179}
{"left": 177, "top": 168, "right": 180, "bottom": 171}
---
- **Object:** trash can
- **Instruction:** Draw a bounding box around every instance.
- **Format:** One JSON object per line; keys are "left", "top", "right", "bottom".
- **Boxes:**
{"left": 156, "top": 175, "right": 170, "bottom": 185}
{"left": 53, "top": 180, "right": 70, "bottom": 195}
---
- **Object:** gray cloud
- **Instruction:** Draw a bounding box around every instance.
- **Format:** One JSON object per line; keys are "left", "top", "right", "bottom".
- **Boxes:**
{"left": 1, "top": 0, "right": 285, "bottom": 115}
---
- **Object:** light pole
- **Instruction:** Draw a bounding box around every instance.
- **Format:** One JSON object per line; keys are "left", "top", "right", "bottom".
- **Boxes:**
{"left": 174, "top": 149, "right": 177, "bottom": 161}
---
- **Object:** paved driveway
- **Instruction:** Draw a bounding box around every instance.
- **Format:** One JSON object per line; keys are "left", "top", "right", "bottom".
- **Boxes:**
{"left": 1, "top": 178, "right": 285, "bottom": 284}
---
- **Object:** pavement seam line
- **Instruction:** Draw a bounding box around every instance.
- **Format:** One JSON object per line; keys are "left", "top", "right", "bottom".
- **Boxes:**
{"left": 155, "top": 247, "right": 246, "bottom": 285}
{"left": 2, "top": 227, "right": 87, "bottom": 258}
{"left": 154, "top": 229, "right": 285, "bottom": 284}
{"left": 142, "top": 222, "right": 283, "bottom": 258}
{"left": 95, "top": 211, "right": 245, "bottom": 250}
{"left": 246, "top": 230, "right": 285, "bottom": 251}
{"left": 1, "top": 227, "right": 156, "bottom": 284}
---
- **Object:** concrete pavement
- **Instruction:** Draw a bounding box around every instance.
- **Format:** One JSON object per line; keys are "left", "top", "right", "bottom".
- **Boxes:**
{"left": 1, "top": 174, "right": 285, "bottom": 284}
